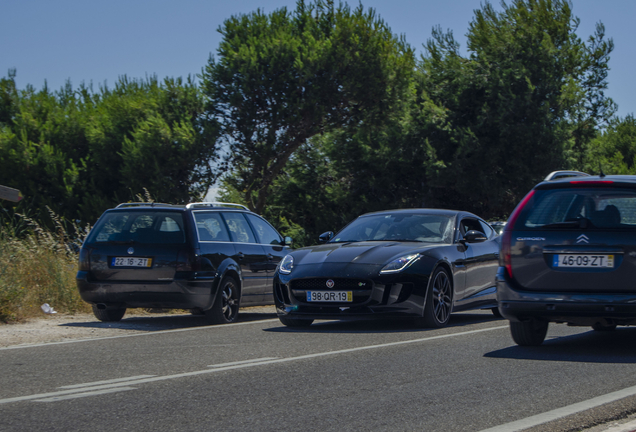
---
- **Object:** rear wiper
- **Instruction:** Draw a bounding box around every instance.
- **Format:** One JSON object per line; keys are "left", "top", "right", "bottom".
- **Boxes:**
{"left": 540, "top": 218, "right": 589, "bottom": 229}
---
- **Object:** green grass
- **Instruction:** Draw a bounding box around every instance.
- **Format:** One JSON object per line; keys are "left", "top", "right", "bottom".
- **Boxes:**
{"left": 0, "top": 212, "right": 90, "bottom": 323}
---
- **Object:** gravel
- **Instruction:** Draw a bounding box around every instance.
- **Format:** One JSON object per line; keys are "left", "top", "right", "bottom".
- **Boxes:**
{"left": 0, "top": 305, "right": 277, "bottom": 348}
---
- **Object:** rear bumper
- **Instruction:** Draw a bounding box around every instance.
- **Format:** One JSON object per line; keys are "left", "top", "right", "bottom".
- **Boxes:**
{"left": 76, "top": 271, "right": 218, "bottom": 310}
{"left": 496, "top": 267, "right": 636, "bottom": 326}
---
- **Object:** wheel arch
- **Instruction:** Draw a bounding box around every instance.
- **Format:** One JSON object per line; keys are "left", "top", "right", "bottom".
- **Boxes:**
{"left": 417, "top": 258, "right": 454, "bottom": 316}
{"left": 206, "top": 261, "right": 242, "bottom": 311}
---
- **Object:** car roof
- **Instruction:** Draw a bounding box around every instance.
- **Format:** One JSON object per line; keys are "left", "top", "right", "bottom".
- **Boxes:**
{"left": 110, "top": 202, "right": 251, "bottom": 211}
{"left": 536, "top": 174, "right": 636, "bottom": 190}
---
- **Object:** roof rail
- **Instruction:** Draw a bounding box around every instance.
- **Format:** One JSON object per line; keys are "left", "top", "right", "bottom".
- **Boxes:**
{"left": 186, "top": 202, "right": 250, "bottom": 211}
{"left": 544, "top": 171, "right": 591, "bottom": 181}
{"left": 115, "top": 202, "right": 181, "bottom": 208}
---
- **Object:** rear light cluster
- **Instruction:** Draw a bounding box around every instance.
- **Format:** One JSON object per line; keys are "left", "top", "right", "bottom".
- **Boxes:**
{"left": 501, "top": 190, "right": 535, "bottom": 279}
{"left": 570, "top": 180, "right": 614, "bottom": 185}
{"left": 78, "top": 247, "right": 92, "bottom": 271}
{"left": 176, "top": 248, "right": 202, "bottom": 271}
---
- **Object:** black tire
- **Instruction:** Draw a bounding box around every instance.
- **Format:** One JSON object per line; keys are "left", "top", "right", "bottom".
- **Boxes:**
{"left": 510, "top": 320, "right": 549, "bottom": 346}
{"left": 592, "top": 322, "right": 617, "bottom": 331}
{"left": 416, "top": 267, "right": 453, "bottom": 328}
{"left": 92, "top": 305, "right": 126, "bottom": 322}
{"left": 205, "top": 276, "right": 240, "bottom": 324}
{"left": 279, "top": 316, "right": 314, "bottom": 327}
{"left": 491, "top": 307, "right": 502, "bottom": 318}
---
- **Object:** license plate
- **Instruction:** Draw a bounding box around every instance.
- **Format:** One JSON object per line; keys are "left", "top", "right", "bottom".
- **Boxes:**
{"left": 111, "top": 257, "right": 152, "bottom": 267}
{"left": 307, "top": 291, "right": 352, "bottom": 302}
{"left": 553, "top": 254, "right": 614, "bottom": 268}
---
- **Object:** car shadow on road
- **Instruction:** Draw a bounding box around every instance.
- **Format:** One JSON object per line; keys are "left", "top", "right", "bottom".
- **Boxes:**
{"left": 264, "top": 311, "right": 504, "bottom": 334}
{"left": 59, "top": 310, "right": 279, "bottom": 332}
{"left": 485, "top": 328, "right": 636, "bottom": 363}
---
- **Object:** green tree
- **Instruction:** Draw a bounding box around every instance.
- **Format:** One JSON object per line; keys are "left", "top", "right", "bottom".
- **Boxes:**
{"left": 202, "top": 0, "right": 415, "bottom": 214}
{"left": 0, "top": 72, "right": 218, "bottom": 225}
{"left": 584, "top": 114, "right": 636, "bottom": 174}
{"left": 422, "top": 0, "right": 615, "bottom": 217}
{"left": 79, "top": 76, "right": 218, "bottom": 220}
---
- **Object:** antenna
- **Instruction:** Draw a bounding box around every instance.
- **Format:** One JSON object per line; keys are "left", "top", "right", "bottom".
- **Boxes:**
{"left": 599, "top": 163, "right": 606, "bottom": 178}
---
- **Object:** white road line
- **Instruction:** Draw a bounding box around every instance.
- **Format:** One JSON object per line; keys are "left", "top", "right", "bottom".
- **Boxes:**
{"left": 479, "top": 384, "right": 636, "bottom": 432}
{"left": 58, "top": 375, "right": 156, "bottom": 389}
{"left": 0, "top": 319, "right": 280, "bottom": 351}
{"left": 34, "top": 387, "right": 137, "bottom": 402}
{"left": 0, "top": 325, "right": 507, "bottom": 405}
{"left": 208, "top": 358, "right": 279, "bottom": 368}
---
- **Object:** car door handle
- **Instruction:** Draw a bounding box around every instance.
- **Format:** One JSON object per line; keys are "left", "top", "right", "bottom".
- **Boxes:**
{"left": 237, "top": 252, "right": 244, "bottom": 260}
{"left": 267, "top": 254, "right": 274, "bottom": 261}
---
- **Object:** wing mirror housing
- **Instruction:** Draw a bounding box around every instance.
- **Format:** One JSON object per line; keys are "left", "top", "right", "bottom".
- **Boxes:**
{"left": 318, "top": 231, "right": 334, "bottom": 243}
{"left": 283, "top": 236, "right": 293, "bottom": 246}
{"left": 463, "top": 230, "right": 487, "bottom": 243}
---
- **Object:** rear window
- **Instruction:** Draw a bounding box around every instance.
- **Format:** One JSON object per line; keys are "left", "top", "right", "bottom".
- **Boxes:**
{"left": 89, "top": 211, "right": 186, "bottom": 243}
{"left": 519, "top": 188, "right": 636, "bottom": 229}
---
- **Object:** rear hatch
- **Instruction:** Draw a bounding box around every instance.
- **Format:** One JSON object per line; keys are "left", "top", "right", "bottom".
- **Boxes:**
{"left": 84, "top": 210, "right": 188, "bottom": 282}
{"left": 508, "top": 181, "right": 636, "bottom": 293}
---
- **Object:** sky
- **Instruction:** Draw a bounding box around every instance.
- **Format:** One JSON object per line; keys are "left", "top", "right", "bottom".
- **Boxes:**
{"left": 1, "top": 0, "right": 635, "bottom": 119}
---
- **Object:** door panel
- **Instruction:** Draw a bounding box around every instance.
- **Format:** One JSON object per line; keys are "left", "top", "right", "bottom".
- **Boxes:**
{"left": 222, "top": 212, "right": 269, "bottom": 304}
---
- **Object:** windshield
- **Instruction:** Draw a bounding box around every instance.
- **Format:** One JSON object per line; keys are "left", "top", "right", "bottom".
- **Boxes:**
{"left": 332, "top": 213, "right": 453, "bottom": 243}
{"left": 88, "top": 211, "right": 186, "bottom": 244}
{"left": 519, "top": 188, "right": 636, "bottom": 229}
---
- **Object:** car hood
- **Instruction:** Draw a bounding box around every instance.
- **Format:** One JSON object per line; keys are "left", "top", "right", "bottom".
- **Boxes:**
{"left": 292, "top": 241, "right": 441, "bottom": 266}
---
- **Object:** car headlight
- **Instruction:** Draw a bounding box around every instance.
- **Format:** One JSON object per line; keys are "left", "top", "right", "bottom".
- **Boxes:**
{"left": 380, "top": 253, "right": 420, "bottom": 274}
{"left": 278, "top": 254, "right": 294, "bottom": 274}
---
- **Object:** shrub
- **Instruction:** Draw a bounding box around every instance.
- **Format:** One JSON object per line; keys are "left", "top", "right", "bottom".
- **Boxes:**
{"left": 0, "top": 209, "right": 90, "bottom": 323}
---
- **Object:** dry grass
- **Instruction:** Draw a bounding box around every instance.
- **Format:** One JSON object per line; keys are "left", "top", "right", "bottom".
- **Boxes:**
{"left": 0, "top": 209, "right": 91, "bottom": 323}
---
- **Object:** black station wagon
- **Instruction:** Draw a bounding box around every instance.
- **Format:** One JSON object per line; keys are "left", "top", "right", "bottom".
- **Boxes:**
{"left": 497, "top": 171, "right": 636, "bottom": 345}
{"left": 76, "top": 202, "right": 291, "bottom": 324}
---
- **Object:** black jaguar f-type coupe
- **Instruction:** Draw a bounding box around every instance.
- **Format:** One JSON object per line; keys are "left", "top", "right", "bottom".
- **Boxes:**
{"left": 273, "top": 209, "right": 501, "bottom": 328}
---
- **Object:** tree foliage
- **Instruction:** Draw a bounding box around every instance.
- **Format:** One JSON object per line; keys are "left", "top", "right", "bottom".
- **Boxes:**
{"left": 421, "top": 0, "right": 615, "bottom": 217}
{"left": 202, "top": 0, "right": 415, "bottom": 213}
{"left": 584, "top": 115, "right": 636, "bottom": 174}
{"left": 0, "top": 72, "right": 218, "bottom": 225}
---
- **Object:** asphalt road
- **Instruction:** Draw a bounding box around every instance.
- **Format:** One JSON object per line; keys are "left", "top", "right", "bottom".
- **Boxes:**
{"left": 2, "top": 310, "right": 636, "bottom": 431}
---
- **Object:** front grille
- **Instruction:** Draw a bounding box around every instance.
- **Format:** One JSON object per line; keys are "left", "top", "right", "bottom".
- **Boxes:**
{"left": 291, "top": 278, "right": 372, "bottom": 291}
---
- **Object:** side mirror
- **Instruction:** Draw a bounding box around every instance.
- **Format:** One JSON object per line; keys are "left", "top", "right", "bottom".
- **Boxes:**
{"left": 464, "top": 230, "right": 487, "bottom": 243}
{"left": 318, "top": 231, "right": 334, "bottom": 243}
{"left": 283, "top": 236, "right": 293, "bottom": 246}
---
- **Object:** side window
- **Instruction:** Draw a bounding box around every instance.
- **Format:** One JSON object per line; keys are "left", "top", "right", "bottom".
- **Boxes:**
{"left": 222, "top": 212, "right": 257, "bottom": 243}
{"left": 160, "top": 216, "right": 181, "bottom": 232}
{"left": 478, "top": 220, "right": 494, "bottom": 238}
{"left": 193, "top": 212, "right": 231, "bottom": 242}
{"left": 246, "top": 214, "right": 282, "bottom": 245}
{"left": 460, "top": 218, "right": 483, "bottom": 235}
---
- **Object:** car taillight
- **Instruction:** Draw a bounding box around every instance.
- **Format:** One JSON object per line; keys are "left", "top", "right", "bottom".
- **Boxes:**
{"left": 569, "top": 180, "right": 614, "bottom": 185}
{"left": 501, "top": 190, "right": 535, "bottom": 279}
{"left": 176, "top": 249, "right": 201, "bottom": 271}
{"left": 78, "top": 247, "right": 92, "bottom": 271}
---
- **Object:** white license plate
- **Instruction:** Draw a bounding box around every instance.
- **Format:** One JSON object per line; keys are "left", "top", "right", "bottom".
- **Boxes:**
{"left": 111, "top": 257, "right": 152, "bottom": 267}
{"left": 553, "top": 254, "right": 614, "bottom": 268}
{"left": 307, "top": 291, "right": 352, "bottom": 302}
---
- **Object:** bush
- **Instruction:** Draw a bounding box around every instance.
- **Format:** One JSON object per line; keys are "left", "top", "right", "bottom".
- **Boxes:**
{"left": 0, "top": 209, "right": 90, "bottom": 323}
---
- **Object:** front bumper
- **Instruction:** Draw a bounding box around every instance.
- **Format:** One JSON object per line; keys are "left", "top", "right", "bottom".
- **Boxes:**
{"left": 496, "top": 267, "right": 636, "bottom": 326}
{"left": 273, "top": 265, "right": 428, "bottom": 321}
{"left": 76, "top": 271, "right": 219, "bottom": 310}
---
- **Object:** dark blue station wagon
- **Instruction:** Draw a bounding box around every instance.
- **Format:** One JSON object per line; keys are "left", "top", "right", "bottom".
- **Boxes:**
{"left": 76, "top": 202, "right": 291, "bottom": 324}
